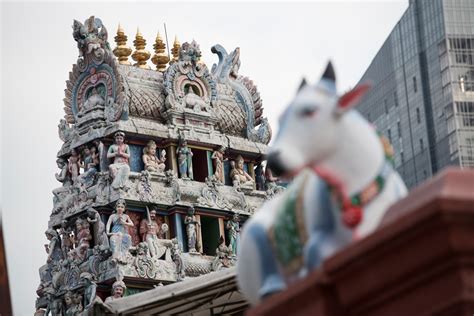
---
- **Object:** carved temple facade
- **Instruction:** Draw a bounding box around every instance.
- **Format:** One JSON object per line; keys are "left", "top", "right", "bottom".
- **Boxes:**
{"left": 36, "top": 16, "right": 281, "bottom": 315}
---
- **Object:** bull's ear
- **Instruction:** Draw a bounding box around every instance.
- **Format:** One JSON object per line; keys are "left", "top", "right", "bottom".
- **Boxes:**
{"left": 334, "top": 82, "right": 372, "bottom": 116}
{"left": 297, "top": 78, "right": 307, "bottom": 92}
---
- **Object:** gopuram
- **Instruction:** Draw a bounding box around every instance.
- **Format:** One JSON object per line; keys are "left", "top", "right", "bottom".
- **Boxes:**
{"left": 35, "top": 16, "right": 281, "bottom": 315}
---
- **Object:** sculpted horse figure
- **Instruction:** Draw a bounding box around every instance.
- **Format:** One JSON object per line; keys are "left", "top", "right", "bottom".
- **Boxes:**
{"left": 237, "top": 62, "right": 407, "bottom": 305}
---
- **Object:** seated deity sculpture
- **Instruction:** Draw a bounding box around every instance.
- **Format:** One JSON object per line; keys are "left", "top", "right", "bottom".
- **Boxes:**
{"left": 80, "top": 87, "right": 105, "bottom": 115}
{"left": 184, "top": 88, "right": 207, "bottom": 112}
{"left": 142, "top": 140, "right": 166, "bottom": 174}
{"left": 107, "top": 131, "right": 130, "bottom": 190}
{"left": 230, "top": 155, "right": 255, "bottom": 190}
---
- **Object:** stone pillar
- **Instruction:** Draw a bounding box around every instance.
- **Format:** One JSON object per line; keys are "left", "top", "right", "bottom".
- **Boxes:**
{"left": 167, "top": 145, "right": 178, "bottom": 175}
{"left": 218, "top": 217, "right": 225, "bottom": 243}
{"left": 173, "top": 213, "right": 184, "bottom": 251}
{"left": 206, "top": 151, "right": 214, "bottom": 178}
{"left": 195, "top": 214, "right": 203, "bottom": 253}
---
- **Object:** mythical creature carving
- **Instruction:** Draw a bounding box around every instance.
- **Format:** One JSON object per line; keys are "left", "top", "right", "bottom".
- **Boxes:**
{"left": 134, "top": 242, "right": 157, "bottom": 278}
{"left": 211, "top": 44, "right": 271, "bottom": 144}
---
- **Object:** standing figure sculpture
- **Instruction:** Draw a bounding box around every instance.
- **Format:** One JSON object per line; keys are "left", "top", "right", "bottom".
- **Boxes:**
{"left": 184, "top": 207, "right": 199, "bottom": 253}
{"left": 74, "top": 218, "right": 92, "bottom": 262}
{"left": 142, "top": 140, "right": 166, "bottom": 173}
{"left": 107, "top": 131, "right": 131, "bottom": 190}
{"left": 45, "top": 229, "right": 63, "bottom": 264}
{"left": 226, "top": 213, "right": 240, "bottom": 256}
{"left": 230, "top": 155, "right": 254, "bottom": 190}
{"left": 87, "top": 208, "right": 109, "bottom": 249}
{"left": 176, "top": 139, "right": 193, "bottom": 179}
{"left": 68, "top": 148, "right": 81, "bottom": 183}
{"left": 55, "top": 158, "right": 72, "bottom": 187}
{"left": 139, "top": 208, "right": 164, "bottom": 258}
{"left": 104, "top": 280, "right": 126, "bottom": 304}
{"left": 211, "top": 146, "right": 226, "bottom": 184}
{"left": 80, "top": 272, "right": 97, "bottom": 311}
{"left": 106, "top": 199, "right": 134, "bottom": 263}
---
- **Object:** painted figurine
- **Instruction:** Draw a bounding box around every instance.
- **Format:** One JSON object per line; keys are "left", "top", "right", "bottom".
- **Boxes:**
{"left": 184, "top": 206, "right": 199, "bottom": 253}
{"left": 107, "top": 131, "right": 131, "bottom": 190}
{"left": 142, "top": 140, "right": 166, "bottom": 173}
{"left": 238, "top": 62, "right": 408, "bottom": 305}
{"left": 106, "top": 199, "right": 134, "bottom": 263}
{"left": 226, "top": 213, "right": 240, "bottom": 256}
{"left": 80, "top": 272, "right": 97, "bottom": 310}
{"left": 104, "top": 280, "right": 126, "bottom": 304}
{"left": 55, "top": 158, "right": 72, "bottom": 187}
{"left": 211, "top": 146, "right": 226, "bottom": 184}
{"left": 176, "top": 139, "right": 193, "bottom": 179}
{"left": 74, "top": 218, "right": 92, "bottom": 262}
{"left": 44, "top": 229, "right": 63, "bottom": 264}
{"left": 139, "top": 208, "right": 163, "bottom": 258}
{"left": 87, "top": 208, "right": 109, "bottom": 249}
{"left": 230, "top": 155, "right": 254, "bottom": 190}
{"left": 68, "top": 148, "right": 81, "bottom": 183}
{"left": 171, "top": 238, "right": 185, "bottom": 281}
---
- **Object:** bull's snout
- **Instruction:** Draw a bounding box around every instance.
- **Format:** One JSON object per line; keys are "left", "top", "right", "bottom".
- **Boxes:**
{"left": 266, "top": 150, "right": 286, "bottom": 177}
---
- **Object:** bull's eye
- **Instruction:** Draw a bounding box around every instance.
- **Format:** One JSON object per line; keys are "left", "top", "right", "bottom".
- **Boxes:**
{"left": 300, "top": 107, "right": 318, "bottom": 118}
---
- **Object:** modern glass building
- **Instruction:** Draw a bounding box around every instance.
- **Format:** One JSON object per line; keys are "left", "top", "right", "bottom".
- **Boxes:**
{"left": 356, "top": 0, "right": 474, "bottom": 188}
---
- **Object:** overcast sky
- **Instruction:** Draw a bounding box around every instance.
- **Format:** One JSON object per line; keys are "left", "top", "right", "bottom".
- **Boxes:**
{"left": 1, "top": 1, "right": 407, "bottom": 315}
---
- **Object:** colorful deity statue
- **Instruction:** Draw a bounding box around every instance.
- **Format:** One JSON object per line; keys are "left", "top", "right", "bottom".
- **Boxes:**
{"left": 55, "top": 157, "right": 72, "bottom": 187}
{"left": 74, "top": 218, "right": 92, "bottom": 262}
{"left": 104, "top": 280, "right": 126, "bottom": 304}
{"left": 211, "top": 146, "right": 226, "bottom": 184}
{"left": 142, "top": 140, "right": 166, "bottom": 173}
{"left": 44, "top": 229, "right": 63, "bottom": 264}
{"left": 171, "top": 238, "right": 185, "bottom": 281}
{"left": 80, "top": 272, "right": 97, "bottom": 310}
{"left": 226, "top": 213, "right": 240, "bottom": 256}
{"left": 68, "top": 148, "right": 81, "bottom": 183}
{"left": 139, "top": 208, "right": 164, "bottom": 258}
{"left": 107, "top": 131, "right": 130, "bottom": 190}
{"left": 106, "top": 199, "right": 134, "bottom": 263}
{"left": 176, "top": 139, "right": 193, "bottom": 179}
{"left": 230, "top": 155, "right": 254, "bottom": 190}
{"left": 87, "top": 208, "right": 109, "bottom": 249}
{"left": 184, "top": 207, "right": 199, "bottom": 253}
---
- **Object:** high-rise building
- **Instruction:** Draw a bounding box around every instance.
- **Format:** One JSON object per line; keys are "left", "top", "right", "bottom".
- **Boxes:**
{"left": 356, "top": 0, "right": 474, "bottom": 188}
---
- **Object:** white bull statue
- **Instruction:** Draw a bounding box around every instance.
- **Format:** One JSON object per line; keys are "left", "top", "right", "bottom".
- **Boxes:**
{"left": 237, "top": 62, "right": 408, "bottom": 305}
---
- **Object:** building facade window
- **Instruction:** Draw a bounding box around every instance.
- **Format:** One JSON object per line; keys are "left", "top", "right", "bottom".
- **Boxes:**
{"left": 394, "top": 91, "right": 399, "bottom": 107}
{"left": 388, "top": 128, "right": 392, "bottom": 143}
{"left": 397, "top": 121, "right": 401, "bottom": 138}
{"left": 416, "top": 107, "right": 421, "bottom": 124}
{"left": 413, "top": 76, "right": 418, "bottom": 93}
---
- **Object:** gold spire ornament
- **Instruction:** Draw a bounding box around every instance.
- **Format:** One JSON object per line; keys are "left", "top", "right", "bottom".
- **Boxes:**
{"left": 151, "top": 32, "right": 170, "bottom": 72}
{"left": 131, "top": 28, "right": 151, "bottom": 69}
{"left": 171, "top": 36, "right": 181, "bottom": 63}
{"left": 113, "top": 23, "right": 132, "bottom": 65}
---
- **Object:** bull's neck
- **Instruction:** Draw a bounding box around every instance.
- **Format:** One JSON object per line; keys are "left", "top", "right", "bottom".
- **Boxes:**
{"left": 317, "top": 112, "right": 384, "bottom": 196}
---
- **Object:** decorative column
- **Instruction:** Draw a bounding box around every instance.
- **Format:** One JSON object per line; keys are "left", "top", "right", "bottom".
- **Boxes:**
{"left": 195, "top": 214, "right": 203, "bottom": 253}
{"left": 206, "top": 151, "right": 214, "bottom": 178}
{"left": 218, "top": 217, "right": 225, "bottom": 244}
{"left": 167, "top": 145, "right": 178, "bottom": 175}
{"left": 173, "top": 213, "right": 184, "bottom": 251}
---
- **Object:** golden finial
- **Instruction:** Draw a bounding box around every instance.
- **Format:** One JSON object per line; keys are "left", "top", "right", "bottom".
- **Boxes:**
{"left": 151, "top": 32, "right": 170, "bottom": 72}
{"left": 171, "top": 36, "right": 181, "bottom": 63}
{"left": 113, "top": 23, "right": 132, "bottom": 65}
{"left": 131, "top": 28, "right": 151, "bottom": 69}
